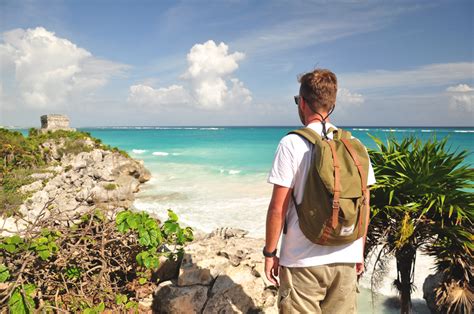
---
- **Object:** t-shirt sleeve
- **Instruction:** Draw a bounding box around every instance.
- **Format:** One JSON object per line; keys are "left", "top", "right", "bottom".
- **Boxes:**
{"left": 367, "top": 161, "right": 376, "bottom": 186}
{"left": 267, "top": 139, "right": 297, "bottom": 188}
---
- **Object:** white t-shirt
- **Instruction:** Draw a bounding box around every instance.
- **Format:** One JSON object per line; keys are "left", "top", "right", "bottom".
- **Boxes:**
{"left": 267, "top": 122, "right": 376, "bottom": 267}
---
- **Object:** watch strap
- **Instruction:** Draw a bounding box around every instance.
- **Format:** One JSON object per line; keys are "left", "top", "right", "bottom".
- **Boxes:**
{"left": 263, "top": 247, "right": 277, "bottom": 257}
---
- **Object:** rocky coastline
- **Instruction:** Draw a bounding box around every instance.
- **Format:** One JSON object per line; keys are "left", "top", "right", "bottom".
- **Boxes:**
{"left": 1, "top": 136, "right": 151, "bottom": 237}
{"left": 1, "top": 129, "right": 440, "bottom": 313}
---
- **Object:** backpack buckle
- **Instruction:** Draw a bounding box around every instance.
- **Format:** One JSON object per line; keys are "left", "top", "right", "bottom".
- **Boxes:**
{"left": 332, "top": 199, "right": 340, "bottom": 209}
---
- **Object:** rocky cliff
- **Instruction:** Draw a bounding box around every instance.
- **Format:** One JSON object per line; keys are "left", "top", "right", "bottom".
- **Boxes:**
{"left": 1, "top": 136, "right": 151, "bottom": 236}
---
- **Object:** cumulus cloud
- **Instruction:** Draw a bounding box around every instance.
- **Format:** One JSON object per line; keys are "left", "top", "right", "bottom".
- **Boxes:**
{"left": 0, "top": 27, "right": 128, "bottom": 109}
{"left": 128, "top": 40, "right": 252, "bottom": 110}
{"left": 128, "top": 84, "right": 190, "bottom": 107}
{"left": 337, "top": 88, "right": 364, "bottom": 106}
{"left": 446, "top": 83, "right": 473, "bottom": 112}
{"left": 446, "top": 84, "right": 473, "bottom": 93}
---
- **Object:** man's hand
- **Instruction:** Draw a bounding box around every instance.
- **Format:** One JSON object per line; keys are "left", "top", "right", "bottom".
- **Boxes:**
{"left": 265, "top": 256, "right": 280, "bottom": 287}
{"left": 356, "top": 262, "right": 364, "bottom": 276}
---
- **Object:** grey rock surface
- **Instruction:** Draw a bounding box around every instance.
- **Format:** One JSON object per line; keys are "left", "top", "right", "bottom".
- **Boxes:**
{"left": 0, "top": 138, "right": 151, "bottom": 236}
{"left": 152, "top": 229, "right": 278, "bottom": 314}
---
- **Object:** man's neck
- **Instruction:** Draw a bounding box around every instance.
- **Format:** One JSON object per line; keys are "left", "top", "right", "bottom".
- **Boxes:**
{"left": 305, "top": 114, "right": 330, "bottom": 126}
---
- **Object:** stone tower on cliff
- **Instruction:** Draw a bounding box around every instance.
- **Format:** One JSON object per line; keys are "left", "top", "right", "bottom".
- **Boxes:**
{"left": 40, "top": 114, "right": 76, "bottom": 133}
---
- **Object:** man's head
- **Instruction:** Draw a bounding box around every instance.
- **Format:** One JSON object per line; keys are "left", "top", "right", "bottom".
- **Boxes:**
{"left": 298, "top": 69, "right": 337, "bottom": 114}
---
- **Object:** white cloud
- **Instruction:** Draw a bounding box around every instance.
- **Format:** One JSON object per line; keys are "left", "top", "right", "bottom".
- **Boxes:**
{"left": 128, "top": 40, "right": 252, "bottom": 110}
{"left": 128, "top": 84, "right": 190, "bottom": 107}
{"left": 183, "top": 40, "right": 244, "bottom": 79}
{"left": 0, "top": 27, "right": 128, "bottom": 109}
{"left": 446, "top": 84, "right": 473, "bottom": 93}
{"left": 449, "top": 95, "right": 474, "bottom": 113}
{"left": 337, "top": 88, "right": 364, "bottom": 106}
{"left": 446, "top": 84, "right": 474, "bottom": 112}
{"left": 339, "top": 63, "right": 474, "bottom": 90}
{"left": 184, "top": 40, "right": 250, "bottom": 109}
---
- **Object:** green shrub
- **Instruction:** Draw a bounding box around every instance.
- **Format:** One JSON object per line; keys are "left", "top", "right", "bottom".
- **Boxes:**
{"left": 104, "top": 183, "right": 118, "bottom": 191}
{"left": 1, "top": 208, "right": 193, "bottom": 312}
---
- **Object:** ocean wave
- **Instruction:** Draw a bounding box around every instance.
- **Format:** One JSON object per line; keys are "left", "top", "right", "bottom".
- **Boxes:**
{"left": 381, "top": 129, "right": 416, "bottom": 133}
{"left": 132, "top": 149, "right": 147, "bottom": 154}
{"left": 220, "top": 169, "right": 241, "bottom": 175}
{"left": 152, "top": 152, "right": 169, "bottom": 156}
{"left": 454, "top": 130, "right": 474, "bottom": 133}
{"left": 352, "top": 128, "right": 370, "bottom": 131}
{"left": 421, "top": 130, "right": 433, "bottom": 133}
{"left": 171, "top": 153, "right": 182, "bottom": 156}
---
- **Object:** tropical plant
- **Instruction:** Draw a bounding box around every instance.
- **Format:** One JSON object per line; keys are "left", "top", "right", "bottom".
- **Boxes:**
{"left": 366, "top": 135, "right": 473, "bottom": 314}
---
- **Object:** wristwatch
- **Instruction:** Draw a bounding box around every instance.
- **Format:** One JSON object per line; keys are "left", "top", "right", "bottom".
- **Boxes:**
{"left": 262, "top": 247, "right": 277, "bottom": 257}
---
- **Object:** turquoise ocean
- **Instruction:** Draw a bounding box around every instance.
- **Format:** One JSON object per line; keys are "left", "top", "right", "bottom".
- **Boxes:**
{"left": 26, "top": 126, "right": 473, "bottom": 313}
{"left": 80, "top": 126, "right": 473, "bottom": 238}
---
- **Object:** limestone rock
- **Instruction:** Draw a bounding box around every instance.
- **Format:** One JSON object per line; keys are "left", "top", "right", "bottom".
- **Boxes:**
{"left": 207, "top": 227, "right": 249, "bottom": 239}
{"left": 151, "top": 229, "right": 278, "bottom": 313}
{"left": 30, "top": 172, "right": 54, "bottom": 180}
{"left": 4, "top": 133, "right": 151, "bottom": 231}
{"left": 153, "top": 281, "right": 208, "bottom": 314}
{"left": 19, "top": 180, "right": 43, "bottom": 193}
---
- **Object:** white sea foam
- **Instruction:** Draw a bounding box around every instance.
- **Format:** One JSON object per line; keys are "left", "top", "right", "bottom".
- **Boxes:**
{"left": 220, "top": 169, "right": 241, "bottom": 175}
{"left": 421, "top": 129, "right": 433, "bottom": 133}
{"left": 352, "top": 128, "right": 370, "bottom": 131}
{"left": 172, "top": 153, "right": 182, "bottom": 156}
{"left": 381, "top": 129, "right": 416, "bottom": 133}
{"left": 132, "top": 149, "right": 147, "bottom": 154}
{"left": 454, "top": 130, "right": 474, "bottom": 133}
{"left": 152, "top": 152, "right": 169, "bottom": 156}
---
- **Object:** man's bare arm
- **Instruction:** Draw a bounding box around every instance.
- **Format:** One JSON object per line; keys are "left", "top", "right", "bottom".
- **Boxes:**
{"left": 264, "top": 184, "right": 292, "bottom": 286}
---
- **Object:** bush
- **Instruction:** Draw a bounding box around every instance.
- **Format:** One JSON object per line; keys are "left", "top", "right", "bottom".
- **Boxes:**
{"left": 104, "top": 183, "right": 118, "bottom": 191}
{"left": 0, "top": 208, "right": 193, "bottom": 312}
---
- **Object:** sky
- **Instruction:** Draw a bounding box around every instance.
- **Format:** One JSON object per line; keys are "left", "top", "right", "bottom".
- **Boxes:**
{"left": 0, "top": 0, "right": 473, "bottom": 127}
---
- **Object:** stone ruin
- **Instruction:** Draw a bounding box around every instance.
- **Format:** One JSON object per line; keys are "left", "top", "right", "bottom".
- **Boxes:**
{"left": 40, "top": 114, "right": 76, "bottom": 133}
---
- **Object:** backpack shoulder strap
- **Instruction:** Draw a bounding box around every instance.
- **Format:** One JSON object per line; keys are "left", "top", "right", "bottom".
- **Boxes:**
{"left": 338, "top": 128, "right": 352, "bottom": 139}
{"left": 288, "top": 128, "right": 321, "bottom": 144}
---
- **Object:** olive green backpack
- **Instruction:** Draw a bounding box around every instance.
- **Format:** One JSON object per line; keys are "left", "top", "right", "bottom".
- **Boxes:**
{"left": 288, "top": 127, "right": 370, "bottom": 246}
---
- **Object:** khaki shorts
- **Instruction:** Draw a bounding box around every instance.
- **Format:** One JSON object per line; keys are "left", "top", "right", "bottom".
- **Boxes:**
{"left": 278, "top": 263, "right": 357, "bottom": 314}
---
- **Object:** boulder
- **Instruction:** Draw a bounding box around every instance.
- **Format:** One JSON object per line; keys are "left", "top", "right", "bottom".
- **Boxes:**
{"left": 423, "top": 271, "right": 444, "bottom": 313}
{"left": 153, "top": 281, "right": 208, "bottom": 313}
{"left": 19, "top": 180, "right": 43, "bottom": 193}
{"left": 151, "top": 229, "right": 278, "bottom": 313}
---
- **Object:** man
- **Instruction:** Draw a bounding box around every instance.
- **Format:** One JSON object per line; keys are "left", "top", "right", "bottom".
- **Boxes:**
{"left": 264, "top": 68, "right": 376, "bottom": 313}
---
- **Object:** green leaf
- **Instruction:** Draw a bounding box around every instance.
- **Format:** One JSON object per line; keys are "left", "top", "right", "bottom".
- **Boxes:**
{"left": 8, "top": 284, "right": 36, "bottom": 314}
{"left": 138, "top": 277, "right": 147, "bottom": 285}
{"left": 163, "top": 221, "right": 178, "bottom": 235}
{"left": 117, "top": 222, "right": 129, "bottom": 233}
{"left": 97, "top": 302, "right": 105, "bottom": 312}
{"left": 168, "top": 209, "right": 179, "bottom": 222}
{"left": 115, "top": 294, "right": 128, "bottom": 305}
{"left": 10, "top": 235, "right": 23, "bottom": 245}
{"left": 127, "top": 214, "right": 140, "bottom": 229}
{"left": 125, "top": 301, "right": 138, "bottom": 310}
{"left": 0, "top": 264, "right": 10, "bottom": 282}
{"left": 3, "top": 243, "right": 17, "bottom": 253}
{"left": 116, "top": 211, "right": 129, "bottom": 225}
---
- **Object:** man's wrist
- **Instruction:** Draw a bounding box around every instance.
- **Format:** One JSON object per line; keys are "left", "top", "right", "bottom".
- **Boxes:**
{"left": 263, "top": 247, "right": 277, "bottom": 258}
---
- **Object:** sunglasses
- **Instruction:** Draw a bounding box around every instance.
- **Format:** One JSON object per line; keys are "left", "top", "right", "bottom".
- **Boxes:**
{"left": 294, "top": 95, "right": 304, "bottom": 105}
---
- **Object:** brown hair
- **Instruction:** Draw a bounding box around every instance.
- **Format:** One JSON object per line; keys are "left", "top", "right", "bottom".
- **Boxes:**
{"left": 298, "top": 69, "right": 337, "bottom": 112}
